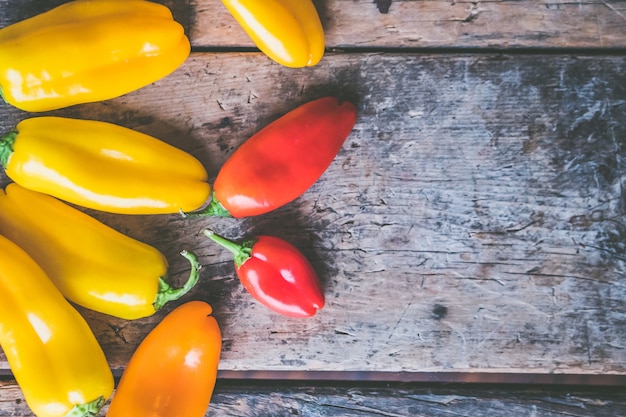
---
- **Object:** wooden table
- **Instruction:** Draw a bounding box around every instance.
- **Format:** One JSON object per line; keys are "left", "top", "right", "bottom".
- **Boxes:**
{"left": 1, "top": 1, "right": 625, "bottom": 415}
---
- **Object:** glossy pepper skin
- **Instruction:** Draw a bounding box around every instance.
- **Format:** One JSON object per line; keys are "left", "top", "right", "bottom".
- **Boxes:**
{"left": 221, "top": 0, "right": 324, "bottom": 68}
{"left": 0, "top": 234, "right": 113, "bottom": 417}
{"left": 107, "top": 301, "right": 222, "bottom": 417}
{"left": 222, "top": 0, "right": 324, "bottom": 68}
{"left": 0, "top": 0, "right": 190, "bottom": 112}
{"left": 188, "top": 97, "right": 357, "bottom": 218}
{"left": 204, "top": 230, "right": 325, "bottom": 317}
{"left": 0, "top": 116, "right": 210, "bottom": 215}
{"left": 0, "top": 183, "right": 201, "bottom": 320}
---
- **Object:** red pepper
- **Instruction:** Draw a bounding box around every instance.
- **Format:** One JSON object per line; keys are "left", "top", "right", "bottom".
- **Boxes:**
{"left": 186, "top": 96, "right": 357, "bottom": 218}
{"left": 204, "top": 229, "right": 324, "bottom": 318}
{"left": 106, "top": 301, "right": 221, "bottom": 417}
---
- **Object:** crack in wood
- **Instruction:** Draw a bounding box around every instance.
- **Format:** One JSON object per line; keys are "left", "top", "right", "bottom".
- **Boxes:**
{"left": 108, "top": 323, "right": 128, "bottom": 344}
{"left": 601, "top": 0, "right": 626, "bottom": 21}
{"left": 320, "top": 401, "right": 410, "bottom": 417}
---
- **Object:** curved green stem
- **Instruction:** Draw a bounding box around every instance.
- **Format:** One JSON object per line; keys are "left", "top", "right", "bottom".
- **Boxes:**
{"left": 153, "top": 250, "right": 202, "bottom": 311}
{"left": 0, "top": 129, "right": 16, "bottom": 168}
{"left": 64, "top": 396, "right": 105, "bottom": 417}
{"left": 180, "top": 190, "right": 232, "bottom": 218}
{"left": 203, "top": 229, "right": 254, "bottom": 268}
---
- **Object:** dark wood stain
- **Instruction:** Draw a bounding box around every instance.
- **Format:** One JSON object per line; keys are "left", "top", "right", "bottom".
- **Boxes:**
{"left": 374, "top": 0, "right": 392, "bottom": 14}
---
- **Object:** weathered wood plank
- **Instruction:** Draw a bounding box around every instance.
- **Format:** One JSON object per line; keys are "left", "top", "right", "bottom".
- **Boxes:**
{"left": 1, "top": 1, "right": 626, "bottom": 49}
{"left": 178, "top": 383, "right": 626, "bottom": 417}
{"left": 1, "top": 379, "right": 625, "bottom": 416}
{"left": 0, "top": 52, "right": 623, "bottom": 376}
{"left": 193, "top": 0, "right": 626, "bottom": 49}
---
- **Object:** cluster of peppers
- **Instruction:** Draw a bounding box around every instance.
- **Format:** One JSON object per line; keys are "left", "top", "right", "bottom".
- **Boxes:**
{"left": 0, "top": 1, "right": 358, "bottom": 417}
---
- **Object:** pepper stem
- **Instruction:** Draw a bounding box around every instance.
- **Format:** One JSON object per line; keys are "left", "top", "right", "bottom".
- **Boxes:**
{"left": 180, "top": 190, "right": 232, "bottom": 218}
{"left": 0, "top": 130, "right": 16, "bottom": 168}
{"left": 203, "top": 229, "right": 254, "bottom": 268}
{"left": 64, "top": 396, "right": 106, "bottom": 417}
{"left": 153, "top": 250, "right": 202, "bottom": 311}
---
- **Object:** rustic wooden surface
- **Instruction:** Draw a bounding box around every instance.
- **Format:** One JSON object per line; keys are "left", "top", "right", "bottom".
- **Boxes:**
{"left": 191, "top": 0, "right": 626, "bottom": 49}
{"left": 2, "top": 52, "right": 624, "bottom": 376}
{"left": 1, "top": 380, "right": 625, "bottom": 417}
{"left": 3, "top": 0, "right": 626, "bottom": 49}
{"left": 0, "top": 0, "right": 625, "bottom": 416}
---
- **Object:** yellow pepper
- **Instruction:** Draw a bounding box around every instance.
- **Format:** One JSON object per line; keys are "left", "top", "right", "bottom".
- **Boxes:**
{"left": 0, "top": 116, "right": 211, "bottom": 215}
{"left": 0, "top": 234, "right": 113, "bottom": 417}
{"left": 0, "top": 183, "right": 202, "bottom": 320}
{"left": 221, "top": 0, "right": 325, "bottom": 68}
{"left": 0, "top": 0, "right": 190, "bottom": 112}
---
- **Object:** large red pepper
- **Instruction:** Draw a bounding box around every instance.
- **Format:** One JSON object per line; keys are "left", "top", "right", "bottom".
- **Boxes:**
{"left": 106, "top": 301, "right": 222, "bottom": 417}
{"left": 186, "top": 96, "right": 357, "bottom": 218}
{"left": 204, "top": 229, "right": 324, "bottom": 318}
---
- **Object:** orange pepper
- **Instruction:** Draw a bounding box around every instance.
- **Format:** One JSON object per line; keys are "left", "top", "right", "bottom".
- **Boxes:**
{"left": 106, "top": 301, "right": 222, "bottom": 417}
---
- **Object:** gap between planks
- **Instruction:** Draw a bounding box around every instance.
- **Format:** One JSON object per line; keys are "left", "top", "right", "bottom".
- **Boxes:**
{"left": 189, "top": 46, "right": 626, "bottom": 56}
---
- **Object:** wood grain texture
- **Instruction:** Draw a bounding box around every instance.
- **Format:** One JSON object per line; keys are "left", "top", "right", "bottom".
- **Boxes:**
{"left": 1, "top": 0, "right": 625, "bottom": 49}
{"left": 180, "top": 384, "right": 626, "bottom": 417}
{"left": 1, "top": 4, "right": 625, "bottom": 417}
{"left": 0, "top": 52, "right": 623, "bottom": 376}
{"left": 0, "top": 380, "right": 625, "bottom": 416}
{"left": 192, "top": 0, "right": 626, "bottom": 49}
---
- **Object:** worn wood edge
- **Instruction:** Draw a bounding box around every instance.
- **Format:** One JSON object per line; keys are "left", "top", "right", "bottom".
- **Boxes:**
{"left": 214, "top": 370, "right": 626, "bottom": 386}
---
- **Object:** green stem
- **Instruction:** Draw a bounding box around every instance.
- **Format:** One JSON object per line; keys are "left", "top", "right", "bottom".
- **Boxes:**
{"left": 180, "top": 190, "right": 232, "bottom": 218}
{"left": 0, "top": 129, "right": 16, "bottom": 168}
{"left": 64, "top": 396, "right": 105, "bottom": 417}
{"left": 153, "top": 250, "right": 202, "bottom": 311}
{"left": 203, "top": 229, "right": 254, "bottom": 268}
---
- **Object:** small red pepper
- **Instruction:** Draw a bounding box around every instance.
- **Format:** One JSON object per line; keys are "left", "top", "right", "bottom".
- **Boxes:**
{"left": 204, "top": 229, "right": 324, "bottom": 318}
{"left": 186, "top": 96, "right": 357, "bottom": 218}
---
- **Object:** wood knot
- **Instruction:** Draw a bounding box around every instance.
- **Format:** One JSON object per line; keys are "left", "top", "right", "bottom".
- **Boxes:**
{"left": 432, "top": 304, "right": 448, "bottom": 320}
